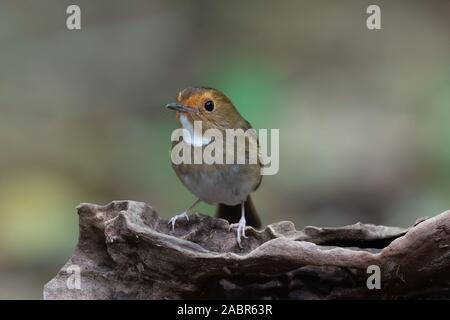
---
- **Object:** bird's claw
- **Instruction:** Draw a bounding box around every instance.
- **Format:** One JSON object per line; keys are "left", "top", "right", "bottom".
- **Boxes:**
{"left": 229, "top": 217, "right": 247, "bottom": 248}
{"left": 168, "top": 212, "right": 189, "bottom": 232}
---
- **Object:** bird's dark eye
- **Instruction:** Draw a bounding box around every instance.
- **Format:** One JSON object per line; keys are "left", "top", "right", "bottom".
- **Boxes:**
{"left": 204, "top": 100, "right": 214, "bottom": 112}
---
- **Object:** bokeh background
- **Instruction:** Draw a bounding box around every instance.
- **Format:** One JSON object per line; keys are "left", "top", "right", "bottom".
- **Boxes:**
{"left": 1, "top": 0, "right": 450, "bottom": 299}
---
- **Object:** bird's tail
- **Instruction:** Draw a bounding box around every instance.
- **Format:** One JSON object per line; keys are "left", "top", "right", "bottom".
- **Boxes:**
{"left": 216, "top": 195, "right": 261, "bottom": 228}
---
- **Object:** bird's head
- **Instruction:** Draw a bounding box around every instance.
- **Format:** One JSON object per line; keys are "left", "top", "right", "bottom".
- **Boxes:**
{"left": 166, "top": 87, "right": 245, "bottom": 130}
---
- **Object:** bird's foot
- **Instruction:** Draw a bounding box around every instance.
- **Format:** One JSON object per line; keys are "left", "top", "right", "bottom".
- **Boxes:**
{"left": 229, "top": 216, "right": 248, "bottom": 248}
{"left": 168, "top": 212, "right": 189, "bottom": 232}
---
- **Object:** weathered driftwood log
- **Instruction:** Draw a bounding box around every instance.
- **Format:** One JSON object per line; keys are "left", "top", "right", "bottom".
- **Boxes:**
{"left": 44, "top": 200, "right": 450, "bottom": 299}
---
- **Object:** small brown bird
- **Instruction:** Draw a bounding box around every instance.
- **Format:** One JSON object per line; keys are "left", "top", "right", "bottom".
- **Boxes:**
{"left": 166, "top": 87, "right": 262, "bottom": 247}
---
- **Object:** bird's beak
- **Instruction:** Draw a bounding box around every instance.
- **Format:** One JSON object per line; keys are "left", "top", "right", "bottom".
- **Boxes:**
{"left": 166, "top": 102, "right": 196, "bottom": 113}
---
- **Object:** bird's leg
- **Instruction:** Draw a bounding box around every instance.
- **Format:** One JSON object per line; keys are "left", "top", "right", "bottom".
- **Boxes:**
{"left": 168, "top": 199, "right": 201, "bottom": 232}
{"left": 229, "top": 201, "right": 248, "bottom": 248}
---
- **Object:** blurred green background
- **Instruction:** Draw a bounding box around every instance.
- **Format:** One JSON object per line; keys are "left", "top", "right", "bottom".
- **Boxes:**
{"left": 1, "top": 0, "right": 450, "bottom": 299}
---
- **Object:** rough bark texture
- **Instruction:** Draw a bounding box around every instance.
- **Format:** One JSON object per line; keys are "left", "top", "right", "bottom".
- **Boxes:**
{"left": 44, "top": 200, "right": 450, "bottom": 299}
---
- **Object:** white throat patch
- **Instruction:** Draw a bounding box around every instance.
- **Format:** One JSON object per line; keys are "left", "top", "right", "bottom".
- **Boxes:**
{"left": 179, "top": 114, "right": 211, "bottom": 147}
